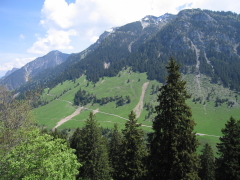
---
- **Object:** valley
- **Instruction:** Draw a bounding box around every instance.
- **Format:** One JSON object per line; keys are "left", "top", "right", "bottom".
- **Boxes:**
{"left": 2, "top": 5, "right": 240, "bottom": 179}
{"left": 33, "top": 69, "right": 240, "bottom": 153}
{"left": 1, "top": 9, "right": 240, "bottom": 155}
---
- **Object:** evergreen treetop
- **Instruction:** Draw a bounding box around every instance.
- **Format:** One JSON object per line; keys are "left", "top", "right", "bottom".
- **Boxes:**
{"left": 118, "top": 111, "right": 148, "bottom": 180}
{"left": 216, "top": 116, "right": 240, "bottom": 179}
{"left": 109, "top": 123, "right": 123, "bottom": 180}
{"left": 70, "top": 112, "right": 111, "bottom": 180}
{"left": 149, "top": 57, "right": 200, "bottom": 180}
{"left": 199, "top": 143, "right": 215, "bottom": 180}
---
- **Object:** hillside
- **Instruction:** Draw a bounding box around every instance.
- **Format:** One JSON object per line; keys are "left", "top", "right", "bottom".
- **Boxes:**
{"left": 4, "top": 67, "right": 19, "bottom": 77}
{"left": 27, "top": 9, "right": 240, "bottom": 92}
{"left": 0, "top": 50, "right": 69, "bottom": 90}
{"left": 33, "top": 68, "right": 240, "bottom": 153}
{"left": 16, "top": 13, "right": 176, "bottom": 92}
{"left": 15, "top": 9, "right": 240, "bottom": 153}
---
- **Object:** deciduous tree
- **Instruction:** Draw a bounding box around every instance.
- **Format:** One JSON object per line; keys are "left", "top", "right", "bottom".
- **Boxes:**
{"left": 1, "top": 129, "right": 80, "bottom": 179}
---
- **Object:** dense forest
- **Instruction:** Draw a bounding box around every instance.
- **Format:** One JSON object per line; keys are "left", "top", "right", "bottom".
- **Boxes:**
{"left": 1, "top": 58, "right": 240, "bottom": 179}
{"left": 73, "top": 88, "right": 131, "bottom": 107}
{"left": 13, "top": 9, "right": 240, "bottom": 97}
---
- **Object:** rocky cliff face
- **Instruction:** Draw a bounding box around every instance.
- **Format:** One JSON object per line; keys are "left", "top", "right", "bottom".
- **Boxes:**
{"left": 17, "top": 13, "right": 177, "bottom": 91}
{"left": 143, "top": 9, "right": 240, "bottom": 89}
{"left": 0, "top": 50, "right": 69, "bottom": 90}
{"left": 13, "top": 9, "right": 240, "bottom": 92}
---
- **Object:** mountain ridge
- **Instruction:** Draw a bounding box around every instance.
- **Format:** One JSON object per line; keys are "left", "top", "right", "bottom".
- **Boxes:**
{"left": 5, "top": 9, "right": 240, "bottom": 94}
{"left": 16, "top": 13, "right": 176, "bottom": 93}
{"left": 0, "top": 50, "right": 70, "bottom": 90}
{"left": 4, "top": 67, "right": 19, "bottom": 77}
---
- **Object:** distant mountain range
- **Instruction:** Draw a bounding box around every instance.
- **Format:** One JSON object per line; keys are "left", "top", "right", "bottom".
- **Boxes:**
{"left": 0, "top": 50, "right": 69, "bottom": 90}
{"left": 2, "top": 9, "right": 240, "bottom": 93}
{"left": 4, "top": 67, "right": 19, "bottom": 77}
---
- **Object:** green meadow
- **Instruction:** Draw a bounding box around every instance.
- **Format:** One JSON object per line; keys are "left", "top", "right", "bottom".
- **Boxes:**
{"left": 33, "top": 69, "right": 240, "bottom": 153}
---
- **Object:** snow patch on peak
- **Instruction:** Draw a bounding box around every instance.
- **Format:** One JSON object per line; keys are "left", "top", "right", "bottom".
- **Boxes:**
{"left": 157, "top": 13, "right": 172, "bottom": 21}
{"left": 106, "top": 27, "right": 118, "bottom": 33}
{"left": 106, "top": 28, "right": 114, "bottom": 33}
{"left": 140, "top": 20, "right": 150, "bottom": 29}
{"left": 140, "top": 13, "right": 174, "bottom": 29}
{"left": 140, "top": 15, "right": 165, "bottom": 29}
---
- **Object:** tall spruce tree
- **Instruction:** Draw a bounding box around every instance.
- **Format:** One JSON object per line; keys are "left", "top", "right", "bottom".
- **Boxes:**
{"left": 149, "top": 57, "right": 200, "bottom": 179}
{"left": 216, "top": 116, "right": 240, "bottom": 179}
{"left": 109, "top": 123, "right": 123, "bottom": 179}
{"left": 118, "top": 110, "right": 148, "bottom": 180}
{"left": 70, "top": 112, "right": 111, "bottom": 180}
{"left": 199, "top": 143, "right": 215, "bottom": 180}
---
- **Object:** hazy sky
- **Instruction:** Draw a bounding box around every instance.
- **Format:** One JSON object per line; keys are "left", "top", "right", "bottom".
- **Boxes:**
{"left": 0, "top": 0, "right": 240, "bottom": 77}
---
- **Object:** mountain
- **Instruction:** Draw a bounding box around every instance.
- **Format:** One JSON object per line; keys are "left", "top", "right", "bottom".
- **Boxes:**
{"left": 26, "top": 9, "right": 240, "bottom": 153}
{"left": 0, "top": 50, "right": 70, "bottom": 90}
{"left": 4, "top": 67, "right": 19, "bottom": 77}
{"left": 123, "top": 9, "right": 240, "bottom": 90}
{"left": 14, "top": 9, "right": 240, "bottom": 95}
{"left": 16, "top": 30, "right": 114, "bottom": 93}
{"left": 16, "top": 13, "right": 176, "bottom": 93}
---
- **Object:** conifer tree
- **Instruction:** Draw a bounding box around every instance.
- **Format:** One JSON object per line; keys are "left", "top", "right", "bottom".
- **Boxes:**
{"left": 149, "top": 57, "right": 200, "bottom": 179}
{"left": 199, "top": 143, "right": 215, "bottom": 180}
{"left": 109, "top": 123, "right": 123, "bottom": 179}
{"left": 70, "top": 112, "right": 111, "bottom": 180}
{"left": 118, "top": 111, "right": 148, "bottom": 180}
{"left": 216, "top": 116, "right": 240, "bottom": 179}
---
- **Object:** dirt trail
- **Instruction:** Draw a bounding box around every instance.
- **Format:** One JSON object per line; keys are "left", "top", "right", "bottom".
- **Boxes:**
{"left": 196, "top": 133, "right": 220, "bottom": 138}
{"left": 52, "top": 107, "right": 83, "bottom": 131}
{"left": 47, "top": 93, "right": 220, "bottom": 137}
{"left": 133, "top": 82, "right": 149, "bottom": 118}
{"left": 93, "top": 108, "right": 99, "bottom": 115}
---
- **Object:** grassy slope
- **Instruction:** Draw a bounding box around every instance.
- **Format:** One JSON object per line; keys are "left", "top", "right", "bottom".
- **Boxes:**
{"left": 33, "top": 70, "right": 240, "bottom": 154}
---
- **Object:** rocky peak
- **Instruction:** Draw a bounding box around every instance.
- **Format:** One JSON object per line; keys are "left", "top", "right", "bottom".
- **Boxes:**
{"left": 4, "top": 67, "right": 19, "bottom": 77}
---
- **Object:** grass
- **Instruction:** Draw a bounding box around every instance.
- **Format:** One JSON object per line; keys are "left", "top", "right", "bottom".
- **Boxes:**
{"left": 33, "top": 70, "right": 240, "bottom": 153}
{"left": 197, "top": 135, "right": 220, "bottom": 155}
{"left": 33, "top": 99, "right": 76, "bottom": 129}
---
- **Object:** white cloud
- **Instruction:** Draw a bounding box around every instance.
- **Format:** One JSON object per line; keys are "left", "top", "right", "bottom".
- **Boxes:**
{"left": 28, "top": 28, "right": 76, "bottom": 54}
{"left": 0, "top": 57, "right": 36, "bottom": 72}
{"left": 28, "top": 0, "right": 240, "bottom": 55}
{"left": 40, "top": 0, "right": 77, "bottom": 29}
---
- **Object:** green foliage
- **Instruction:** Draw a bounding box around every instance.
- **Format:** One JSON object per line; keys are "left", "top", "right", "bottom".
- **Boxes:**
{"left": 149, "top": 58, "right": 200, "bottom": 179}
{"left": 74, "top": 88, "right": 95, "bottom": 106}
{"left": 118, "top": 111, "right": 148, "bottom": 180}
{"left": 199, "top": 143, "right": 215, "bottom": 180}
{"left": 70, "top": 112, "right": 111, "bottom": 180}
{"left": 216, "top": 116, "right": 240, "bottom": 179}
{"left": 74, "top": 87, "right": 131, "bottom": 107}
{"left": 1, "top": 129, "right": 80, "bottom": 180}
{"left": 0, "top": 86, "right": 36, "bottom": 158}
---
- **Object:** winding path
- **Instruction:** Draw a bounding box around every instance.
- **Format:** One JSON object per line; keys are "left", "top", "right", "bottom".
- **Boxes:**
{"left": 52, "top": 107, "right": 83, "bottom": 131}
{"left": 48, "top": 92, "right": 220, "bottom": 137}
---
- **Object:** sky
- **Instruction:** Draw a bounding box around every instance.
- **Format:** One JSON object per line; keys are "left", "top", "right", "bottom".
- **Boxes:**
{"left": 0, "top": 0, "right": 240, "bottom": 77}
